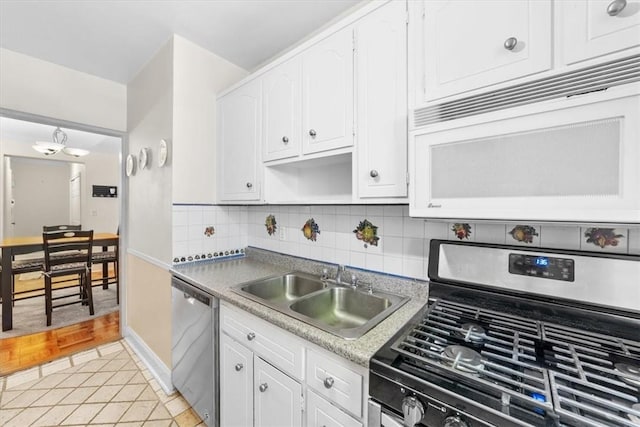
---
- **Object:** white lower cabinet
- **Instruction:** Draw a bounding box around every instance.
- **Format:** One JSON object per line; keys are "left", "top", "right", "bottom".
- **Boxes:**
{"left": 220, "top": 333, "right": 253, "bottom": 427}
{"left": 255, "top": 357, "right": 303, "bottom": 427}
{"left": 220, "top": 302, "right": 368, "bottom": 427}
{"left": 220, "top": 333, "right": 303, "bottom": 427}
{"left": 306, "top": 390, "right": 362, "bottom": 427}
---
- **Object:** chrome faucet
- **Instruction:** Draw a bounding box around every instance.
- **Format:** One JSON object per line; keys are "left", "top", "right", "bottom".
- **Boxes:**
{"left": 335, "top": 265, "right": 346, "bottom": 285}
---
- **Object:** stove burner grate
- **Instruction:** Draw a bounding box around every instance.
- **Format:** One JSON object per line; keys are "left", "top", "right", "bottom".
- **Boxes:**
{"left": 392, "top": 299, "right": 552, "bottom": 417}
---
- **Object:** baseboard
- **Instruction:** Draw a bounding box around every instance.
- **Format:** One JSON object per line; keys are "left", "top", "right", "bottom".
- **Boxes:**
{"left": 123, "top": 326, "right": 174, "bottom": 395}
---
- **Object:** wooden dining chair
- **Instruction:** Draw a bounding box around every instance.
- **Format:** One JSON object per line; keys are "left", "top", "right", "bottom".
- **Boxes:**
{"left": 42, "top": 230, "right": 94, "bottom": 326}
{"left": 9, "top": 225, "right": 83, "bottom": 304}
{"left": 91, "top": 227, "right": 119, "bottom": 304}
{"left": 43, "top": 224, "right": 82, "bottom": 233}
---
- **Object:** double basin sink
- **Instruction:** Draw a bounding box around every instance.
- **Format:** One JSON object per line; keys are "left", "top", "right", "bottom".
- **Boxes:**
{"left": 232, "top": 272, "right": 409, "bottom": 340}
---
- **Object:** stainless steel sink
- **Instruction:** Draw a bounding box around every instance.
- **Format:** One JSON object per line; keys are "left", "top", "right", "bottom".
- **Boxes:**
{"left": 232, "top": 272, "right": 409, "bottom": 340}
{"left": 238, "top": 273, "right": 326, "bottom": 305}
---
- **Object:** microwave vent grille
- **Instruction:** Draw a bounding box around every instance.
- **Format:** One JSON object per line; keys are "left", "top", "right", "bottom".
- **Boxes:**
{"left": 414, "top": 54, "right": 640, "bottom": 127}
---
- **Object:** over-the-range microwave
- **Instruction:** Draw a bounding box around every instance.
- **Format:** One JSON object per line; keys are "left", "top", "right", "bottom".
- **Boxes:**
{"left": 409, "top": 81, "right": 640, "bottom": 224}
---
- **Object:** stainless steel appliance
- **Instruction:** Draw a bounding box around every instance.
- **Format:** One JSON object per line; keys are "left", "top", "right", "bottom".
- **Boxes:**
{"left": 171, "top": 276, "right": 218, "bottom": 426}
{"left": 369, "top": 240, "right": 640, "bottom": 427}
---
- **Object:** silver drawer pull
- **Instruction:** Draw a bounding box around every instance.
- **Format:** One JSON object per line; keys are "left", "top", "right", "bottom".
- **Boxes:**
{"left": 309, "top": 129, "right": 317, "bottom": 138}
{"left": 259, "top": 383, "right": 268, "bottom": 392}
{"left": 235, "top": 363, "right": 243, "bottom": 372}
{"left": 323, "top": 377, "right": 334, "bottom": 389}
{"left": 246, "top": 182, "right": 253, "bottom": 189}
{"left": 282, "top": 136, "right": 289, "bottom": 143}
{"left": 503, "top": 37, "right": 518, "bottom": 51}
{"left": 370, "top": 169, "right": 379, "bottom": 178}
{"left": 607, "top": 0, "right": 627, "bottom": 16}
{"left": 247, "top": 332, "right": 256, "bottom": 341}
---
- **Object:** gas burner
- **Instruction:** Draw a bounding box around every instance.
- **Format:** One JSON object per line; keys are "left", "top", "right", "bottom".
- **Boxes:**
{"left": 456, "top": 322, "right": 486, "bottom": 344}
{"left": 441, "top": 345, "right": 484, "bottom": 374}
{"left": 615, "top": 362, "right": 640, "bottom": 387}
{"left": 629, "top": 403, "right": 640, "bottom": 424}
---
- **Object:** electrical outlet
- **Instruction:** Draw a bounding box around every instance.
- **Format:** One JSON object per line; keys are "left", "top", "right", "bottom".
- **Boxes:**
{"left": 279, "top": 227, "right": 286, "bottom": 241}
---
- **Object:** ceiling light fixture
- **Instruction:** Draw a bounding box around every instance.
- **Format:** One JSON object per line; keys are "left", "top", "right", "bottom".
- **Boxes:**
{"left": 32, "top": 127, "right": 89, "bottom": 157}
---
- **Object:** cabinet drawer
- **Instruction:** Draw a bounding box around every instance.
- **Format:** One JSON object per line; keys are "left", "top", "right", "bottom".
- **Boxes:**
{"left": 306, "top": 390, "right": 362, "bottom": 427}
{"left": 306, "top": 348, "right": 363, "bottom": 418}
{"left": 220, "top": 303, "right": 304, "bottom": 380}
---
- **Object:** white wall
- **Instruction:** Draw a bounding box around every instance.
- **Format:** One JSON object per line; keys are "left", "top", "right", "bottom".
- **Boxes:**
{"left": 172, "top": 35, "right": 248, "bottom": 204}
{"left": 127, "top": 38, "right": 174, "bottom": 262}
{"left": 0, "top": 48, "right": 127, "bottom": 132}
{"left": 11, "top": 157, "right": 70, "bottom": 236}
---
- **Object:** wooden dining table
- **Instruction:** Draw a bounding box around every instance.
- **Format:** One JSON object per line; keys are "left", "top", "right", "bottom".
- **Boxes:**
{"left": 1, "top": 232, "right": 119, "bottom": 331}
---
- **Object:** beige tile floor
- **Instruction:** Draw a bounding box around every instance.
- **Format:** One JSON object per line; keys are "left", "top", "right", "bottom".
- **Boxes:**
{"left": 0, "top": 340, "right": 204, "bottom": 426}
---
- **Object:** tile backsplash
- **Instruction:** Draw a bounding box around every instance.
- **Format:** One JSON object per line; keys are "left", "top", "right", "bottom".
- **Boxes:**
{"left": 172, "top": 204, "right": 640, "bottom": 279}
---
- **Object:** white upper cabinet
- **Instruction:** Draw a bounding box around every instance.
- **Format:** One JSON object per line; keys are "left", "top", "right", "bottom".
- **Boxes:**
{"left": 262, "top": 57, "right": 302, "bottom": 162}
{"left": 302, "top": 27, "right": 354, "bottom": 155}
{"left": 217, "top": 78, "right": 262, "bottom": 201}
{"left": 413, "top": 0, "right": 552, "bottom": 102}
{"left": 558, "top": 0, "right": 640, "bottom": 65}
{"left": 355, "top": 0, "right": 408, "bottom": 199}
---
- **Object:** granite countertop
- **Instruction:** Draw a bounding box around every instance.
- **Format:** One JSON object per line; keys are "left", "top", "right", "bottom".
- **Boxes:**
{"left": 171, "top": 249, "right": 429, "bottom": 367}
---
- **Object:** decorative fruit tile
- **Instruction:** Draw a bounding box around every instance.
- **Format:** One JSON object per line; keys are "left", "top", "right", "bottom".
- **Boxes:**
{"left": 507, "top": 224, "right": 541, "bottom": 246}
{"left": 301, "top": 218, "right": 320, "bottom": 242}
{"left": 265, "top": 214, "right": 277, "bottom": 236}
{"left": 580, "top": 227, "right": 628, "bottom": 253}
{"left": 449, "top": 223, "right": 474, "bottom": 241}
{"left": 353, "top": 219, "right": 380, "bottom": 247}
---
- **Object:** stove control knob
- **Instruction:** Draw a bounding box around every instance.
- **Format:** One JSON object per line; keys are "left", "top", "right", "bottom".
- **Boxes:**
{"left": 401, "top": 396, "right": 424, "bottom": 426}
{"left": 443, "top": 415, "right": 470, "bottom": 427}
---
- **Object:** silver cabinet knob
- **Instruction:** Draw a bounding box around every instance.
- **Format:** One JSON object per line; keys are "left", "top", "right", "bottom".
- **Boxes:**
{"left": 235, "top": 363, "right": 243, "bottom": 371}
{"left": 246, "top": 182, "right": 253, "bottom": 189}
{"left": 323, "top": 377, "right": 334, "bottom": 389}
{"left": 259, "top": 383, "right": 268, "bottom": 392}
{"left": 247, "top": 332, "right": 256, "bottom": 341}
{"left": 607, "top": 0, "right": 627, "bottom": 15}
{"left": 282, "top": 136, "right": 289, "bottom": 143}
{"left": 369, "top": 169, "right": 379, "bottom": 178}
{"left": 309, "top": 129, "right": 317, "bottom": 138}
{"left": 503, "top": 37, "right": 518, "bottom": 51}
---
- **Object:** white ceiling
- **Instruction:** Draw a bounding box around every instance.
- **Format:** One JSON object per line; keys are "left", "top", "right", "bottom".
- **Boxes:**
{"left": 0, "top": 117, "right": 121, "bottom": 154}
{"left": 0, "top": 0, "right": 362, "bottom": 84}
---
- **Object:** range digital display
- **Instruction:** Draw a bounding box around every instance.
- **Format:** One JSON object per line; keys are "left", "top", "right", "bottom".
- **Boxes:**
{"left": 535, "top": 257, "right": 549, "bottom": 267}
{"left": 509, "top": 254, "right": 574, "bottom": 282}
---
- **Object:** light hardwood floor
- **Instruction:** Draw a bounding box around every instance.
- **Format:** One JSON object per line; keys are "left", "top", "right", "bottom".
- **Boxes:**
{"left": 0, "top": 311, "right": 120, "bottom": 376}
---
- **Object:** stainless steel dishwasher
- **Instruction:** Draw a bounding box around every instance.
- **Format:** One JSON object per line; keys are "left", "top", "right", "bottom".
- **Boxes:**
{"left": 171, "top": 275, "right": 217, "bottom": 426}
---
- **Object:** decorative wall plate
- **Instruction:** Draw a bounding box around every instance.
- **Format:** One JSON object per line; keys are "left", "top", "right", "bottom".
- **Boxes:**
{"left": 158, "top": 139, "right": 169, "bottom": 167}
{"left": 126, "top": 154, "right": 136, "bottom": 177}
{"left": 139, "top": 147, "right": 150, "bottom": 170}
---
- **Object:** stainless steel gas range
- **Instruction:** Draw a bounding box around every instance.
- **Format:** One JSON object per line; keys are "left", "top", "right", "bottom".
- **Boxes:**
{"left": 369, "top": 240, "right": 640, "bottom": 427}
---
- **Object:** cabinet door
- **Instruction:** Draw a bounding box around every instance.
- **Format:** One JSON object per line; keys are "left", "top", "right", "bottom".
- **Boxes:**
{"left": 218, "top": 79, "right": 261, "bottom": 201}
{"left": 418, "top": 0, "right": 551, "bottom": 101}
{"left": 306, "top": 390, "right": 362, "bottom": 427}
{"left": 356, "top": 0, "right": 408, "bottom": 199}
{"left": 559, "top": 0, "right": 640, "bottom": 65}
{"left": 254, "top": 357, "right": 302, "bottom": 427}
{"left": 220, "top": 334, "right": 253, "bottom": 427}
{"left": 302, "top": 27, "right": 354, "bottom": 154}
{"left": 263, "top": 58, "right": 302, "bottom": 162}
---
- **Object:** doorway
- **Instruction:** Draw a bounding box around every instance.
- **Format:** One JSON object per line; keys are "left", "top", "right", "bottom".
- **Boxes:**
{"left": 0, "top": 113, "right": 124, "bottom": 344}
